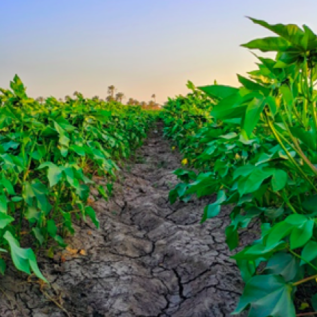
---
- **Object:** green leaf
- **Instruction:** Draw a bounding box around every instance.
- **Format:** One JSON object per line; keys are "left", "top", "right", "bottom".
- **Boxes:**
{"left": 47, "top": 220, "right": 66, "bottom": 247}
{"left": 290, "top": 127, "right": 317, "bottom": 151}
{"left": 198, "top": 85, "right": 238, "bottom": 100}
{"left": 210, "top": 92, "right": 247, "bottom": 120}
{"left": 264, "top": 252, "right": 299, "bottom": 282}
{"left": 69, "top": 144, "right": 86, "bottom": 156}
{"left": 266, "top": 221, "right": 293, "bottom": 248}
{"left": 271, "top": 169, "right": 288, "bottom": 191}
{"left": 32, "top": 228, "right": 44, "bottom": 245}
{"left": 201, "top": 204, "right": 220, "bottom": 222}
{"left": 236, "top": 259, "right": 256, "bottom": 283}
{"left": 242, "top": 36, "right": 291, "bottom": 52}
{"left": 311, "top": 293, "right": 317, "bottom": 311}
{"left": 10, "top": 75, "right": 27, "bottom": 99}
{"left": 85, "top": 206, "right": 100, "bottom": 229}
{"left": 237, "top": 75, "right": 270, "bottom": 95}
{"left": 247, "top": 17, "right": 307, "bottom": 50}
{"left": 301, "top": 241, "right": 317, "bottom": 266}
{"left": 23, "top": 181, "right": 51, "bottom": 214}
{"left": 302, "top": 195, "right": 317, "bottom": 212}
{"left": 3, "top": 231, "right": 47, "bottom": 282}
{"left": 0, "top": 178, "right": 15, "bottom": 195}
{"left": 38, "top": 162, "right": 63, "bottom": 187}
{"left": 290, "top": 219, "right": 314, "bottom": 250}
{"left": 0, "top": 259, "right": 6, "bottom": 275}
{"left": 233, "top": 274, "right": 295, "bottom": 317}
{"left": 0, "top": 195, "right": 8, "bottom": 214}
{"left": 225, "top": 225, "right": 239, "bottom": 250}
{"left": 201, "top": 190, "right": 226, "bottom": 222}
{"left": 47, "top": 219, "right": 57, "bottom": 237}
{"left": 238, "top": 167, "right": 274, "bottom": 196}
{"left": 0, "top": 213, "right": 14, "bottom": 229}
{"left": 243, "top": 98, "right": 265, "bottom": 137}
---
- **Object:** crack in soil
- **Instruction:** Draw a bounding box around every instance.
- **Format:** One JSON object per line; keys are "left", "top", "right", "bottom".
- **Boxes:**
{"left": 0, "top": 123, "right": 248, "bottom": 317}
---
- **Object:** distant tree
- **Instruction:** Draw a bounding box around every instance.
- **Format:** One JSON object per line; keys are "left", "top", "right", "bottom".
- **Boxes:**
{"left": 36, "top": 96, "right": 44, "bottom": 104}
{"left": 106, "top": 95, "right": 115, "bottom": 102}
{"left": 127, "top": 98, "right": 135, "bottom": 105}
{"left": 151, "top": 94, "right": 156, "bottom": 103}
{"left": 140, "top": 101, "right": 147, "bottom": 109}
{"left": 115, "top": 92, "right": 125, "bottom": 103}
{"left": 107, "top": 85, "right": 116, "bottom": 98}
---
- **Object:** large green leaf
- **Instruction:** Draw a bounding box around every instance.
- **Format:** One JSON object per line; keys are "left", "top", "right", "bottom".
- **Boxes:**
{"left": 290, "top": 127, "right": 317, "bottom": 151}
{"left": 301, "top": 241, "right": 317, "bottom": 266}
{"left": 242, "top": 36, "right": 291, "bottom": 52}
{"left": 263, "top": 252, "right": 299, "bottom": 282}
{"left": 3, "top": 231, "right": 47, "bottom": 282}
{"left": 237, "top": 75, "right": 270, "bottom": 96}
{"left": 242, "top": 98, "right": 265, "bottom": 137}
{"left": 201, "top": 190, "right": 226, "bottom": 222}
{"left": 23, "top": 181, "right": 51, "bottom": 214}
{"left": 233, "top": 274, "right": 295, "bottom": 317}
{"left": 198, "top": 85, "right": 238, "bottom": 100}
{"left": 247, "top": 17, "right": 307, "bottom": 50}
{"left": 38, "top": 162, "right": 63, "bottom": 187}
{"left": 0, "top": 213, "right": 14, "bottom": 229}
{"left": 85, "top": 206, "right": 100, "bottom": 228}
{"left": 271, "top": 169, "right": 288, "bottom": 192}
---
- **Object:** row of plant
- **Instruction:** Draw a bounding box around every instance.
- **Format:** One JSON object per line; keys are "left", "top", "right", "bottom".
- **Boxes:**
{"left": 0, "top": 76, "right": 155, "bottom": 282}
{"left": 162, "top": 18, "right": 317, "bottom": 316}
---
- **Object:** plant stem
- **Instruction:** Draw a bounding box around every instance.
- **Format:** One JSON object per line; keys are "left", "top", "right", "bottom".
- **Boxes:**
{"left": 293, "top": 274, "right": 317, "bottom": 287}
{"left": 265, "top": 112, "right": 317, "bottom": 191}
{"left": 288, "top": 248, "right": 317, "bottom": 271}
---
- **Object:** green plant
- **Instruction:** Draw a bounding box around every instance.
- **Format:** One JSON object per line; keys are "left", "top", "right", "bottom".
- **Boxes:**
{"left": 0, "top": 76, "right": 156, "bottom": 281}
{"left": 163, "top": 18, "right": 317, "bottom": 316}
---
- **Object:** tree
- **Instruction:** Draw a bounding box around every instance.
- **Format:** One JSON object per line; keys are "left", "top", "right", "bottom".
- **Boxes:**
{"left": 106, "top": 95, "right": 115, "bottom": 102}
{"left": 36, "top": 97, "right": 44, "bottom": 104}
{"left": 140, "top": 101, "right": 147, "bottom": 109}
{"left": 107, "top": 85, "right": 116, "bottom": 98}
{"left": 127, "top": 98, "right": 135, "bottom": 105}
{"left": 151, "top": 94, "right": 156, "bottom": 103}
{"left": 115, "top": 92, "right": 125, "bottom": 103}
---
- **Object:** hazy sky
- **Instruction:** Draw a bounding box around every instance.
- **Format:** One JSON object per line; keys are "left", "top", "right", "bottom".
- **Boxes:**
{"left": 2, "top": 0, "right": 317, "bottom": 103}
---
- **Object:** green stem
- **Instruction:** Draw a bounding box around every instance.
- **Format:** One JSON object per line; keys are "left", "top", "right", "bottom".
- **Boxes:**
{"left": 281, "top": 190, "right": 297, "bottom": 214}
{"left": 289, "top": 248, "right": 317, "bottom": 271}
{"left": 293, "top": 274, "right": 317, "bottom": 287}
{"left": 265, "top": 112, "right": 317, "bottom": 191}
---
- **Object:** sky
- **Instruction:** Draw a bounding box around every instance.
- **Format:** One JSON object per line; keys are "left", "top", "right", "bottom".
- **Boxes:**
{"left": 1, "top": 0, "right": 317, "bottom": 104}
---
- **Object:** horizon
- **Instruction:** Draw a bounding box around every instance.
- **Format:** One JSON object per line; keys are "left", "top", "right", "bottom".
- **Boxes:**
{"left": 2, "top": 0, "right": 317, "bottom": 104}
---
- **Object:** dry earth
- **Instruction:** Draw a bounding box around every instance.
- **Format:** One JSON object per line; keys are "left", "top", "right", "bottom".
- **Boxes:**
{"left": 0, "top": 124, "right": 247, "bottom": 317}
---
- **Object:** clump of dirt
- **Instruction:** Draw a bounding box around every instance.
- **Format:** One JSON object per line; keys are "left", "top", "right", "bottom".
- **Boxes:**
{"left": 0, "top": 124, "right": 246, "bottom": 317}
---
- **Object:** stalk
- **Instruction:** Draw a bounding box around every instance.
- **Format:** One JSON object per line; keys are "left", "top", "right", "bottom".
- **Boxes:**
{"left": 265, "top": 111, "right": 317, "bottom": 191}
{"left": 293, "top": 274, "right": 317, "bottom": 287}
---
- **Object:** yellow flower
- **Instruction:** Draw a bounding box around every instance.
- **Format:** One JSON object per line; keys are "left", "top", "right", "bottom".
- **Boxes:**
{"left": 181, "top": 158, "right": 188, "bottom": 165}
{"left": 172, "top": 146, "right": 176, "bottom": 151}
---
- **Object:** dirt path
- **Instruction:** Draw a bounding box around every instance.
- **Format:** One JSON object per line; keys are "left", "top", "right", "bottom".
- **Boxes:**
{"left": 0, "top": 124, "right": 245, "bottom": 317}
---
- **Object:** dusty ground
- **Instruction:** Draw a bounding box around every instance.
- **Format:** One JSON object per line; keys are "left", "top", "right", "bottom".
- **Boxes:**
{"left": 0, "top": 124, "right": 246, "bottom": 317}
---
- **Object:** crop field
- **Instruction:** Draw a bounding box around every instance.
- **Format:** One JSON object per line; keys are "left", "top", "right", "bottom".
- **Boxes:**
{"left": 1, "top": 17, "right": 317, "bottom": 317}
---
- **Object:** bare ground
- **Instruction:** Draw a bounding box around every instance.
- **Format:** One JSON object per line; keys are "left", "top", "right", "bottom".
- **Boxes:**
{"left": 0, "top": 124, "right": 246, "bottom": 317}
